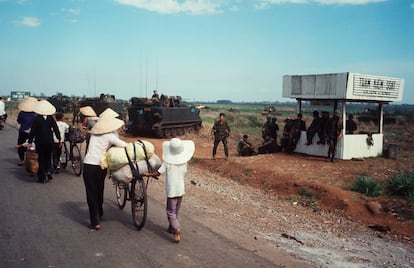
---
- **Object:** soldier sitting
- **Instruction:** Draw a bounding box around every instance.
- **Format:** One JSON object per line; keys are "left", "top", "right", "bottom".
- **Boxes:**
{"left": 258, "top": 133, "right": 278, "bottom": 154}
{"left": 346, "top": 114, "right": 357, "bottom": 134}
{"left": 286, "top": 113, "right": 306, "bottom": 153}
{"left": 237, "top": 135, "right": 256, "bottom": 156}
{"left": 280, "top": 118, "right": 292, "bottom": 152}
{"left": 306, "top": 110, "right": 321, "bottom": 145}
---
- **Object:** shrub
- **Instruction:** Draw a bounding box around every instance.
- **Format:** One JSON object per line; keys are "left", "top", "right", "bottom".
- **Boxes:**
{"left": 385, "top": 171, "right": 414, "bottom": 198}
{"left": 349, "top": 176, "right": 382, "bottom": 197}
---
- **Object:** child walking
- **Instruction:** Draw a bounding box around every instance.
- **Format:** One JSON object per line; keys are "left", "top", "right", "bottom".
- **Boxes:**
{"left": 145, "top": 138, "right": 195, "bottom": 243}
{"left": 52, "top": 112, "right": 69, "bottom": 173}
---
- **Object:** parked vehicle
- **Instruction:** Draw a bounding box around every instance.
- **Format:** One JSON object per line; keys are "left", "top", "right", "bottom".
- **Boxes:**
{"left": 126, "top": 96, "right": 202, "bottom": 138}
{"left": 78, "top": 93, "right": 127, "bottom": 120}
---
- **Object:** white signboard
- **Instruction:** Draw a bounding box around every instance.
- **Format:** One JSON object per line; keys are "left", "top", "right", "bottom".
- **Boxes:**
{"left": 283, "top": 72, "right": 404, "bottom": 102}
{"left": 347, "top": 73, "right": 403, "bottom": 101}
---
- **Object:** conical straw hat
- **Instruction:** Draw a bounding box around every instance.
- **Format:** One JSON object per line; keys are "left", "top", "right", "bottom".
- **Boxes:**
{"left": 90, "top": 117, "right": 124, "bottom": 135}
{"left": 33, "top": 100, "right": 56, "bottom": 116}
{"left": 79, "top": 106, "right": 97, "bottom": 117}
{"left": 18, "top": 97, "right": 38, "bottom": 112}
{"left": 99, "top": 108, "right": 119, "bottom": 118}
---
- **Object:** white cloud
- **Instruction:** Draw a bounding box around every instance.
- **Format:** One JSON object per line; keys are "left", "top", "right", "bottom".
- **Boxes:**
{"left": 114, "top": 0, "right": 221, "bottom": 15}
{"left": 68, "top": 8, "right": 81, "bottom": 15}
{"left": 15, "top": 16, "right": 40, "bottom": 27}
{"left": 230, "top": 5, "right": 239, "bottom": 11}
{"left": 316, "top": 0, "right": 386, "bottom": 4}
{"left": 60, "top": 7, "right": 80, "bottom": 23}
{"left": 255, "top": 0, "right": 387, "bottom": 8}
{"left": 0, "top": 0, "right": 27, "bottom": 3}
{"left": 61, "top": 7, "right": 81, "bottom": 16}
{"left": 411, "top": 3, "right": 414, "bottom": 9}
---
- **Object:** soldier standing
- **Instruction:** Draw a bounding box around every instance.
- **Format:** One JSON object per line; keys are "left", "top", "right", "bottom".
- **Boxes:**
{"left": 327, "top": 110, "right": 343, "bottom": 162}
{"left": 211, "top": 113, "right": 230, "bottom": 159}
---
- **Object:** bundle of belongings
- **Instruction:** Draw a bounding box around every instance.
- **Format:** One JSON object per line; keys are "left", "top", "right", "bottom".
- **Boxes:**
{"left": 25, "top": 148, "right": 39, "bottom": 174}
{"left": 102, "top": 140, "right": 161, "bottom": 184}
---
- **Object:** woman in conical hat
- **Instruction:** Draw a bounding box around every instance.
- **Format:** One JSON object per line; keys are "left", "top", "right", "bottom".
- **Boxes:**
{"left": 16, "top": 97, "right": 38, "bottom": 166}
{"left": 18, "top": 97, "right": 38, "bottom": 112}
{"left": 79, "top": 106, "right": 99, "bottom": 150}
{"left": 99, "top": 108, "right": 119, "bottom": 119}
{"left": 145, "top": 138, "right": 195, "bottom": 243}
{"left": 83, "top": 116, "right": 127, "bottom": 230}
{"left": 79, "top": 106, "right": 97, "bottom": 117}
{"left": 27, "top": 100, "right": 61, "bottom": 183}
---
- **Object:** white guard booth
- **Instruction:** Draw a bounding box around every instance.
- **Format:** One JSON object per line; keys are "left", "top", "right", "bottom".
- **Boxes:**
{"left": 282, "top": 72, "right": 404, "bottom": 160}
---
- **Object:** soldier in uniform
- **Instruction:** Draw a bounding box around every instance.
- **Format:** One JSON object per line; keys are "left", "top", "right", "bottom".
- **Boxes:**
{"left": 237, "top": 134, "right": 256, "bottom": 156}
{"left": 262, "top": 115, "right": 272, "bottom": 138}
{"left": 287, "top": 113, "right": 306, "bottom": 153}
{"left": 211, "top": 113, "right": 230, "bottom": 159}
{"left": 280, "top": 118, "right": 292, "bottom": 152}
{"left": 306, "top": 110, "right": 321, "bottom": 145}
{"left": 258, "top": 133, "right": 277, "bottom": 154}
{"left": 318, "top": 111, "right": 330, "bottom": 144}
{"left": 327, "top": 110, "right": 343, "bottom": 162}
{"left": 346, "top": 114, "right": 357, "bottom": 134}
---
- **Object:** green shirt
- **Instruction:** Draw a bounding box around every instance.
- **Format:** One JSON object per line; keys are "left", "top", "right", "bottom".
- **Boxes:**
{"left": 212, "top": 120, "right": 230, "bottom": 139}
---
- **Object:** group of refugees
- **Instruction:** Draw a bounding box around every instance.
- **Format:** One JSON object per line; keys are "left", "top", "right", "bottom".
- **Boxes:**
{"left": 11, "top": 97, "right": 193, "bottom": 243}
{"left": 212, "top": 110, "right": 352, "bottom": 162}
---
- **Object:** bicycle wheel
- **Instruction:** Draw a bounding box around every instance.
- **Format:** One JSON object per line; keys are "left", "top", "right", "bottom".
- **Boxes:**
{"left": 60, "top": 142, "right": 68, "bottom": 169}
{"left": 131, "top": 178, "right": 147, "bottom": 230}
{"left": 115, "top": 182, "right": 128, "bottom": 209}
{"left": 71, "top": 143, "right": 83, "bottom": 176}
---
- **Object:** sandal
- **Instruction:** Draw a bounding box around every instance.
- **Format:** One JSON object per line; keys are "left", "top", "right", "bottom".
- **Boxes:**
{"left": 88, "top": 224, "right": 101, "bottom": 230}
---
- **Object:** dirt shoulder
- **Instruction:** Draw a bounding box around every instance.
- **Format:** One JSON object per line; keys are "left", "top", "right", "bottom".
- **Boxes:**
{"left": 126, "top": 134, "right": 414, "bottom": 267}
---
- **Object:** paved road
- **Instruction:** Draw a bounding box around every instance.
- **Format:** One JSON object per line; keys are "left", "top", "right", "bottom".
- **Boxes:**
{"left": 0, "top": 124, "right": 282, "bottom": 268}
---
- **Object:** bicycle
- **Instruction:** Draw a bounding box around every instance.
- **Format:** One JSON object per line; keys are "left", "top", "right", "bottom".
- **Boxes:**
{"left": 60, "top": 138, "right": 83, "bottom": 176}
{"left": 111, "top": 141, "right": 157, "bottom": 230}
{"left": 113, "top": 175, "right": 151, "bottom": 230}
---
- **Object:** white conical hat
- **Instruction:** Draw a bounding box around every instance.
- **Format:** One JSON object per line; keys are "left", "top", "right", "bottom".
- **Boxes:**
{"left": 18, "top": 97, "right": 38, "bottom": 112}
{"left": 79, "top": 106, "right": 97, "bottom": 117}
{"left": 99, "top": 108, "right": 119, "bottom": 118}
{"left": 33, "top": 100, "right": 56, "bottom": 116}
{"left": 90, "top": 116, "right": 124, "bottom": 135}
{"left": 162, "top": 138, "right": 195, "bottom": 165}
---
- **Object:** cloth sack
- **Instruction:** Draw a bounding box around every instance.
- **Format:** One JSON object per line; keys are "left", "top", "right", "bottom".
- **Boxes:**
{"left": 111, "top": 154, "right": 161, "bottom": 184}
{"left": 24, "top": 150, "right": 39, "bottom": 174}
{"left": 102, "top": 140, "right": 155, "bottom": 170}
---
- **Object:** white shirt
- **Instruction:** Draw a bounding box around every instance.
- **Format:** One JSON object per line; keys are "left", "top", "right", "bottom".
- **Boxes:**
{"left": 0, "top": 100, "right": 5, "bottom": 116}
{"left": 53, "top": 121, "right": 69, "bottom": 143}
{"left": 84, "top": 132, "right": 127, "bottom": 166}
{"left": 158, "top": 162, "right": 187, "bottom": 198}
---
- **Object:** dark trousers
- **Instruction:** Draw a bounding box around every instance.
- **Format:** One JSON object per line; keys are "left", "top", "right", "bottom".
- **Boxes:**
{"left": 306, "top": 129, "right": 318, "bottom": 144}
{"left": 239, "top": 147, "right": 255, "bottom": 156}
{"left": 36, "top": 143, "right": 53, "bottom": 181}
{"left": 52, "top": 143, "right": 62, "bottom": 169}
{"left": 212, "top": 137, "right": 228, "bottom": 158}
{"left": 17, "top": 131, "right": 29, "bottom": 161}
{"left": 83, "top": 164, "right": 107, "bottom": 226}
{"left": 328, "top": 136, "right": 338, "bottom": 160}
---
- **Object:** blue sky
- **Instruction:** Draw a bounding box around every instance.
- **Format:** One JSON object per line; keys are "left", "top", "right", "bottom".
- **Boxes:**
{"left": 0, "top": 0, "right": 413, "bottom": 103}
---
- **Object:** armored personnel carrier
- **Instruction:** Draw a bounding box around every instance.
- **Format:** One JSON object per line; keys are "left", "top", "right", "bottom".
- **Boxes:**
{"left": 48, "top": 94, "right": 75, "bottom": 113}
{"left": 126, "top": 95, "right": 202, "bottom": 138}
{"left": 78, "top": 93, "right": 127, "bottom": 120}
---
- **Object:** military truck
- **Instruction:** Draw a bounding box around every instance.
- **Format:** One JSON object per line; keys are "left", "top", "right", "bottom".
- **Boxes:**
{"left": 126, "top": 96, "right": 202, "bottom": 138}
{"left": 78, "top": 93, "right": 127, "bottom": 120}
